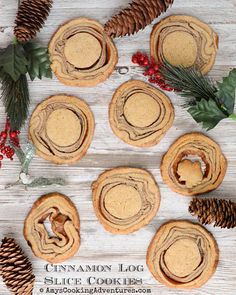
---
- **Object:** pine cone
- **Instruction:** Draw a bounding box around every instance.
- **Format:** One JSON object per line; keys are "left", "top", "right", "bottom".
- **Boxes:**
{"left": 104, "top": 0, "right": 174, "bottom": 38}
{"left": 0, "top": 237, "right": 35, "bottom": 295}
{"left": 14, "top": 0, "right": 53, "bottom": 43}
{"left": 189, "top": 198, "right": 236, "bottom": 229}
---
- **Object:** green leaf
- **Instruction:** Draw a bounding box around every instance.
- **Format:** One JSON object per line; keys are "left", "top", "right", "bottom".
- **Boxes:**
{"left": 23, "top": 41, "right": 52, "bottom": 81}
{"left": 188, "top": 99, "right": 227, "bottom": 130}
{"left": 0, "top": 43, "right": 28, "bottom": 81}
{"left": 216, "top": 68, "right": 236, "bottom": 114}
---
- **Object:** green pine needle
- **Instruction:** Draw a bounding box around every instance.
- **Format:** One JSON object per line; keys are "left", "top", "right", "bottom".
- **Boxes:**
{"left": 0, "top": 72, "right": 29, "bottom": 130}
{"left": 159, "top": 61, "right": 236, "bottom": 130}
{"left": 160, "top": 61, "right": 218, "bottom": 104}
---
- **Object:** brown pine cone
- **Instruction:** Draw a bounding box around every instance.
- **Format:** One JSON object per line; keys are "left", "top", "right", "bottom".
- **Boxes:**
{"left": 104, "top": 0, "right": 174, "bottom": 38}
{"left": 14, "top": 0, "right": 53, "bottom": 43}
{"left": 189, "top": 198, "right": 236, "bottom": 229}
{"left": 0, "top": 237, "right": 35, "bottom": 295}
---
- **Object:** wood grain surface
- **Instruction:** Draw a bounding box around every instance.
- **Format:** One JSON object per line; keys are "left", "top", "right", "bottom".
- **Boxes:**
{"left": 0, "top": 0, "right": 236, "bottom": 294}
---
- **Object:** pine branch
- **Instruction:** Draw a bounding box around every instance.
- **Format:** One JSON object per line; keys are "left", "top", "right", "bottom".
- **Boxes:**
{"left": 0, "top": 72, "right": 29, "bottom": 130}
{"left": 159, "top": 61, "right": 235, "bottom": 129}
{"left": 160, "top": 61, "right": 218, "bottom": 105}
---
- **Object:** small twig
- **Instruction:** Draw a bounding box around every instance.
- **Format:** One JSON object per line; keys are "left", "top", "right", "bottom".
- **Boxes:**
{"left": 6, "top": 142, "right": 66, "bottom": 189}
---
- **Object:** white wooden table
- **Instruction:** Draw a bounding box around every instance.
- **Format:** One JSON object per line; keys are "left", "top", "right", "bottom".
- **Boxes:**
{"left": 0, "top": 1, "right": 236, "bottom": 294}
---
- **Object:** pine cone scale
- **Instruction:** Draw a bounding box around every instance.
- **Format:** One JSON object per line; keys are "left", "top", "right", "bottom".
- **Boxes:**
{"left": 104, "top": 0, "right": 174, "bottom": 38}
{"left": 189, "top": 198, "right": 236, "bottom": 229}
{"left": 14, "top": 0, "right": 53, "bottom": 43}
{"left": 0, "top": 238, "right": 35, "bottom": 295}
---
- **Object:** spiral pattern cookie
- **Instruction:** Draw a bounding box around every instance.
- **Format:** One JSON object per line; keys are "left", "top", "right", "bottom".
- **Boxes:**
{"left": 29, "top": 95, "right": 94, "bottom": 164}
{"left": 150, "top": 15, "right": 218, "bottom": 74}
{"left": 92, "top": 167, "right": 160, "bottom": 234}
{"left": 161, "top": 133, "right": 227, "bottom": 196}
{"left": 109, "top": 80, "right": 174, "bottom": 147}
{"left": 49, "top": 18, "right": 118, "bottom": 86}
{"left": 24, "top": 193, "right": 80, "bottom": 263}
{"left": 147, "top": 220, "right": 219, "bottom": 289}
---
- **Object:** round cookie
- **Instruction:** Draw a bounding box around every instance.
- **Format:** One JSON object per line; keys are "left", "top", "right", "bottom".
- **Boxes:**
{"left": 109, "top": 80, "right": 174, "bottom": 147}
{"left": 147, "top": 220, "right": 219, "bottom": 289}
{"left": 150, "top": 15, "right": 218, "bottom": 74}
{"left": 161, "top": 133, "right": 227, "bottom": 196}
{"left": 24, "top": 193, "right": 80, "bottom": 263}
{"left": 49, "top": 18, "right": 118, "bottom": 87}
{"left": 92, "top": 167, "right": 160, "bottom": 234}
{"left": 29, "top": 95, "right": 94, "bottom": 164}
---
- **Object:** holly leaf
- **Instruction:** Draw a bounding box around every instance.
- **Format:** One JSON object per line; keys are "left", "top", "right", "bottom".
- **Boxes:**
{"left": 23, "top": 41, "right": 52, "bottom": 81}
{"left": 216, "top": 68, "right": 236, "bottom": 114}
{"left": 188, "top": 99, "right": 227, "bottom": 130}
{"left": 0, "top": 43, "right": 28, "bottom": 81}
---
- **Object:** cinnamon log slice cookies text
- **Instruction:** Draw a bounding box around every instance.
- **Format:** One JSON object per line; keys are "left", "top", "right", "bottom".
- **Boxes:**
{"left": 92, "top": 167, "right": 160, "bottom": 234}
{"left": 150, "top": 15, "right": 218, "bottom": 74}
{"left": 147, "top": 220, "right": 219, "bottom": 289}
{"left": 109, "top": 80, "right": 174, "bottom": 147}
{"left": 29, "top": 95, "right": 94, "bottom": 164}
{"left": 24, "top": 193, "right": 80, "bottom": 263}
{"left": 49, "top": 18, "right": 118, "bottom": 86}
{"left": 161, "top": 133, "right": 227, "bottom": 196}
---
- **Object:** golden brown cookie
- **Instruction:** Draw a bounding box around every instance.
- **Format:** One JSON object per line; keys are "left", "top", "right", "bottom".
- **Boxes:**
{"left": 161, "top": 133, "right": 227, "bottom": 196}
{"left": 29, "top": 95, "right": 95, "bottom": 164}
{"left": 49, "top": 18, "right": 118, "bottom": 87}
{"left": 150, "top": 15, "right": 218, "bottom": 74}
{"left": 24, "top": 193, "right": 80, "bottom": 263}
{"left": 109, "top": 80, "right": 174, "bottom": 147}
{"left": 92, "top": 167, "right": 160, "bottom": 234}
{"left": 147, "top": 220, "right": 219, "bottom": 289}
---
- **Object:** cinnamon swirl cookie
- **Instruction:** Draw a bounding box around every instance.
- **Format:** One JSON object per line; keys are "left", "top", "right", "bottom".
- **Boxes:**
{"left": 24, "top": 193, "right": 80, "bottom": 263}
{"left": 49, "top": 18, "right": 118, "bottom": 86}
{"left": 150, "top": 15, "right": 218, "bottom": 74}
{"left": 147, "top": 220, "right": 219, "bottom": 289}
{"left": 92, "top": 167, "right": 160, "bottom": 234}
{"left": 109, "top": 80, "right": 174, "bottom": 147}
{"left": 29, "top": 95, "right": 94, "bottom": 164}
{"left": 161, "top": 133, "right": 227, "bottom": 196}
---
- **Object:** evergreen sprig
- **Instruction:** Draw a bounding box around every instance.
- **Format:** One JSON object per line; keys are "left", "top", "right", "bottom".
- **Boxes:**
{"left": 0, "top": 39, "right": 52, "bottom": 130}
{"left": 0, "top": 72, "right": 29, "bottom": 130}
{"left": 160, "top": 61, "right": 236, "bottom": 130}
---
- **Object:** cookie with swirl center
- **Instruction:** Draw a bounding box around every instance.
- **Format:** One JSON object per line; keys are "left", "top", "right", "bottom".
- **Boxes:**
{"left": 24, "top": 193, "right": 80, "bottom": 263}
{"left": 49, "top": 18, "right": 118, "bottom": 86}
{"left": 109, "top": 80, "right": 174, "bottom": 147}
{"left": 147, "top": 220, "right": 219, "bottom": 289}
{"left": 92, "top": 167, "right": 160, "bottom": 234}
{"left": 29, "top": 95, "right": 94, "bottom": 164}
{"left": 161, "top": 133, "right": 227, "bottom": 196}
{"left": 150, "top": 15, "right": 218, "bottom": 74}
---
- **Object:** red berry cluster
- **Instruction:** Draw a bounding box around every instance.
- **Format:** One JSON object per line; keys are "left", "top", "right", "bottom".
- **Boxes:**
{"left": 132, "top": 51, "right": 174, "bottom": 91}
{"left": 0, "top": 119, "right": 20, "bottom": 168}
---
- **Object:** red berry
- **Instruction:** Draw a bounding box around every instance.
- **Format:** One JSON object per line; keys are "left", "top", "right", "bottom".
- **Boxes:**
{"left": 154, "top": 65, "right": 159, "bottom": 71}
{"left": 132, "top": 56, "right": 138, "bottom": 64}
{"left": 10, "top": 131, "right": 17, "bottom": 138}
{"left": 0, "top": 155, "right": 3, "bottom": 160}
{"left": 155, "top": 73, "right": 162, "bottom": 79}
{"left": 148, "top": 68, "right": 155, "bottom": 75}
{"left": 1, "top": 148, "right": 6, "bottom": 154}
{"left": 0, "top": 132, "right": 7, "bottom": 139}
